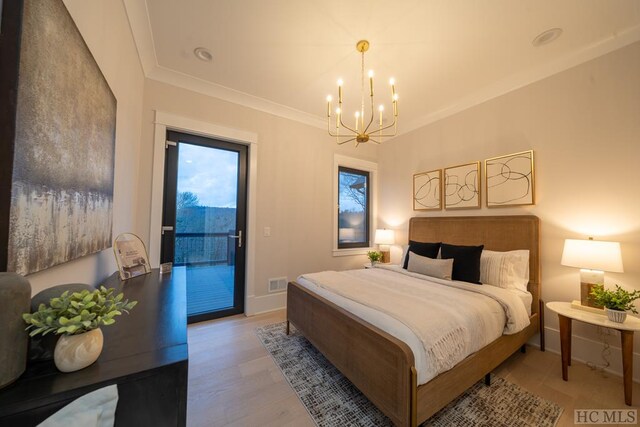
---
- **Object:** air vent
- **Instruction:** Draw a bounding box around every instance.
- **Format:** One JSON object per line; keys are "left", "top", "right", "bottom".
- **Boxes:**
{"left": 268, "top": 277, "right": 287, "bottom": 293}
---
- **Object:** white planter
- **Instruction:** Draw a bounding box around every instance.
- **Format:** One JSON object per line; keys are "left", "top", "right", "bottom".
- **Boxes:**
{"left": 54, "top": 328, "right": 104, "bottom": 373}
{"left": 605, "top": 308, "right": 627, "bottom": 323}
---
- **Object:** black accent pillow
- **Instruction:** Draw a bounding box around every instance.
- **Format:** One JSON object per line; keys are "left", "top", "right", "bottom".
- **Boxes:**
{"left": 440, "top": 243, "right": 484, "bottom": 284}
{"left": 403, "top": 241, "right": 441, "bottom": 269}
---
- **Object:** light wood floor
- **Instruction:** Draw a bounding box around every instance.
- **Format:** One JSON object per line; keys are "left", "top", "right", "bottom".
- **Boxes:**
{"left": 187, "top": 310, "right": 640, "bottom": 427}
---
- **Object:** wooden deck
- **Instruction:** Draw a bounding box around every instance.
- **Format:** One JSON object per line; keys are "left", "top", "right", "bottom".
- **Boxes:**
{"left": 184, "top": 264, "right": 234, "bottom": 316}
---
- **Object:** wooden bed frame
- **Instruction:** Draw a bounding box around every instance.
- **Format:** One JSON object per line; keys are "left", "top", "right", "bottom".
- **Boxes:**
{"left": 287, "top": 215, "right": 544, "bottom": 426}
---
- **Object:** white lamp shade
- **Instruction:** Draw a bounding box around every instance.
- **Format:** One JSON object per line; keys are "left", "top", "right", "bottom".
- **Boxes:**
{"left": 374, "top": 229, "right": 395, "bottom": 245}
{"left": 561, "top": 239, "right": 623, "bottom": 273}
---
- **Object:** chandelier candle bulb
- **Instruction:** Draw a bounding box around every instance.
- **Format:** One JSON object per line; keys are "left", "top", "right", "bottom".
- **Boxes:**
{"left": 369, "top": 70, "right": 374, "bottom": 96}
{"left": 355, "top": 111, "right": 359, "bottom": 131}
{"left": 326, "top": 95, "right": 332, "bottom": 117}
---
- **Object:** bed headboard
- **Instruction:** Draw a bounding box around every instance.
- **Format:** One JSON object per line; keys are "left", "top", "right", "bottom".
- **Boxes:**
{"left": 409, "top": 215, "right": 541, "bottom": 316}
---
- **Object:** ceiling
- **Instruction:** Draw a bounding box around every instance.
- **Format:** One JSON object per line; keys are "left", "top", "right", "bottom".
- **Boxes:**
{"left": 124, "top": 0, "right": 640, "bottom": 134}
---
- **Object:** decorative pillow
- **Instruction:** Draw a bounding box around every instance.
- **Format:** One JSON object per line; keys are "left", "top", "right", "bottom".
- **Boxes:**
{"left": 480, "top": 249, "right": 530, "bottom": 293}
{"left": 39, "top": 384, "right": 118, "bottom": 427}
{"left": 407, "top": 252, "right": 454, "bottom": 280}
{"left": 402, "top": 241, "right": 441, "bottom": 269}
{"left": 400, "top": 244, "right": 409, "bottom": 266}
{"left": 440, "top": 243, "right": 484, "bottom": 284}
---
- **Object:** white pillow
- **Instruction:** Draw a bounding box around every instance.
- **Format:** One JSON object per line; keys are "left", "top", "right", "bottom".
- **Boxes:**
{"left": 480, "top": 249, "right": 530, "bottom": 292}
{"left": 39, "top": 384, "right": 118, "bottom": 427}
{"left": 407, "top": 251, "right": 454, "bottom": 280}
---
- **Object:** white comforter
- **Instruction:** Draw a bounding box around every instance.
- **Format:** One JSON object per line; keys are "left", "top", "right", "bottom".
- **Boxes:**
{"left": 297, "top": 265, "right": 530, "bottom": 385}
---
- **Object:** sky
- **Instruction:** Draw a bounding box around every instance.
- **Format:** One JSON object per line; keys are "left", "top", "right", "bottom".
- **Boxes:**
{"left": 339, "top": 171, "right": 367, "bottom": 212}
{"left": 176, "top": 144, "right": 364, "bottom": 211}
{"left": 177, "top": 143, "right": 238, "bottom": 208}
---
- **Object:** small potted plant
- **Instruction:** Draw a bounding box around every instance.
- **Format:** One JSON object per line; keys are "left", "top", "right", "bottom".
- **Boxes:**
{"left": 367, "top": 250, "right": 382, "bottom": 267}
{"left": 23, "top": 286, "right": 137, "bottom": 372}
{"left": 590, "top": 284, "right": 640, "bottom": 323}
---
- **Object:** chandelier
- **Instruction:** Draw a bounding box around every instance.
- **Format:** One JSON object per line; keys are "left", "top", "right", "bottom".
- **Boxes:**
{"left": 326, "top": 40, "right": 398, "bottom": 146}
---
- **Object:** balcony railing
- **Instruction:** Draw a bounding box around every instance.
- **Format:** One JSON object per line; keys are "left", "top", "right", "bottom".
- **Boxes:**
{"left": 174, "top": 232, "right": 235, "bottom": 267}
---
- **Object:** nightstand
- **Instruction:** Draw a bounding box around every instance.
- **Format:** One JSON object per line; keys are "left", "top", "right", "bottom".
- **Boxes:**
{"left": 546, "top": 301, "right": 640, "bottom": 405}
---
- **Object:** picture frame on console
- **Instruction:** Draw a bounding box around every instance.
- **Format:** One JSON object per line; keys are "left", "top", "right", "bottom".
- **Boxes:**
{"left": 114, "top": 233, "right": 151, "bottom": 281}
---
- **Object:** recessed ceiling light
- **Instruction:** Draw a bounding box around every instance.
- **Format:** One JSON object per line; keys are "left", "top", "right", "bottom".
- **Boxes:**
{"left": 532, "top": 28, "right": 563, "bottom": 47}
{"left": 194, "top": 47, "right": 213, "bottom": 62}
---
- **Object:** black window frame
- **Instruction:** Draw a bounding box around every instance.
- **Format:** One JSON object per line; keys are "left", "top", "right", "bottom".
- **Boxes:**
{"left": 337, "top": 166, "right": 371, "bottom": 249}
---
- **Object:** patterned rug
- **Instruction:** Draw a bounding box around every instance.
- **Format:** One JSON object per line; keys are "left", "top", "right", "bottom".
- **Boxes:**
{"left": 256, "top": 322, "right": 562, "bottom": 427}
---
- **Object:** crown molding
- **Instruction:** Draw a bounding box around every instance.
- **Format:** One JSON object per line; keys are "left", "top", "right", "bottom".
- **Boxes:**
{"left": 122, "top": 0, "right": 325, "bottom": 130}
{"left": 147, "top": 65, "right": 326, "bottom": 129}
{"left": 401, "top": 23, "right": 640, "bottom": 136}
{"left": 123, "top": 1, "right": 640, "bottom": 136}
{"left": 122, "top": 0, "right": 158, "bottom": 77}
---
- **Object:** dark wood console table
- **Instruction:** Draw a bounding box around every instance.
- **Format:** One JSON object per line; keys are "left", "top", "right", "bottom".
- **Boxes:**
{"left": 0, "top": 268, "right": 188, "bottom": 426}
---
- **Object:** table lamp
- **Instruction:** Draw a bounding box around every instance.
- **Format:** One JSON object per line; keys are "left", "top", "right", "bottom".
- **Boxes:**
{"left": 374, "top": 229, "right": 395, "bottom": 263}
{"left": 561, "top": 238, "right": 623, "bottom": 312}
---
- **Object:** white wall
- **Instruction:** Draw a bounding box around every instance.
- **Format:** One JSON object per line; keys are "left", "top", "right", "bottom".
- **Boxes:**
{"left": 378, "top": 42, "right": 640, "bottom": 379}
{"left": 25, "top": 0, "right": 145, "bottom": 295}
{"left": 138, "top": 79, "right": 378, "bottom": 313}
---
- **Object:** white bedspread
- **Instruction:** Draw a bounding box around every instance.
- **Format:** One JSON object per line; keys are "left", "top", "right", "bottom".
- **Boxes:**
{"left": 297, "top": 265, "right": 530, "bottom": 385}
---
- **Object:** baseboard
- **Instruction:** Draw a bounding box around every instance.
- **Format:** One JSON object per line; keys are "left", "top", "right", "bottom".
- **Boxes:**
{"left": 246, "top": 292, "right": 286, "bottom": 316}
{"left": 542, "top": 326, "right": 640, "bottom": 383}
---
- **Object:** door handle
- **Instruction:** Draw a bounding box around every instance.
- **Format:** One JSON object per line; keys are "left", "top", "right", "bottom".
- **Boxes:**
{"left": 161, "top": 226, "right": 174, "bottom": 235}
{"left": 229, "top": 230, "right": 242, "bottom": 248}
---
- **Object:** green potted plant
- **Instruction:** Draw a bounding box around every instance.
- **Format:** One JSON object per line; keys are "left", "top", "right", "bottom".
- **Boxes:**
{"left": 23, "top": 286, "right": 137, "bottom": 372}
{"left": 590, "top": 284, "right": 640, "bottom": 323}
{"left": 367, "top": 250, "right": 382, "bottom": 267}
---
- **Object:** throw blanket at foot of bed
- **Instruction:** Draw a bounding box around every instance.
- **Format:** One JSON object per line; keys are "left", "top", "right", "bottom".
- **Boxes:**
{"left": 300, "top": 267, "right": 530, "bottom": 384}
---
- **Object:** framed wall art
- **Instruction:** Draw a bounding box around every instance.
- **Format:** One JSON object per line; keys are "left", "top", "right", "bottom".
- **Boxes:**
{"left": 444, "top": 161, "right": 481, "bottom": 210}
{"left": 0, "top": 0, "right": 116, "bottom": 274}
{"left": 485, "top": 150, "right": 535, "bottom": 207}
{"left": 413, "top": 169, "right": 442, "bottom": 211}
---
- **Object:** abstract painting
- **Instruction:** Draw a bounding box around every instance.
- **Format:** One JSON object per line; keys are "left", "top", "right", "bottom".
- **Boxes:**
{"left": 485, "top": 150, "right": 535, "bottom": 207}
{"left": 413, "top": 169, "right": 442, "bottom": 210}
{"left": 7, "top": 0, "right": 116, "bottom": 275}
{"left": 444, "top": 162, "right": 481, "bottom": 210}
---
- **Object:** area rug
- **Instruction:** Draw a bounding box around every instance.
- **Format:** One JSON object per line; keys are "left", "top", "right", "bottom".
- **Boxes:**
{"left": 256, "top": 322, "right": 562, "bottom": 427}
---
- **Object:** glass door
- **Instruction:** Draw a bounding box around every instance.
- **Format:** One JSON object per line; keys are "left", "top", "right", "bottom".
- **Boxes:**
{"left": 161, "top": 130, "right": 247, "bottom": 323}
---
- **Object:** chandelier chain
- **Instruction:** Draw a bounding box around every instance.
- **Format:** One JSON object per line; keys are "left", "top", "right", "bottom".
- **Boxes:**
{"left": 361, "top": 49, "right": 365, "bottom": 126}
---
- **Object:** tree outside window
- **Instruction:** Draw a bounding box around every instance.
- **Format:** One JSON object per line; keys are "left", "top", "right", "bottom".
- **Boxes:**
{"left": 338, "top": 166, "right": 370, "bottom": 249}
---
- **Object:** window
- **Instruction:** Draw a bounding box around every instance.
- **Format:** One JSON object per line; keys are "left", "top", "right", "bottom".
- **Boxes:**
{"left": 337, "top": 166, "right": 370, "bottom": 249}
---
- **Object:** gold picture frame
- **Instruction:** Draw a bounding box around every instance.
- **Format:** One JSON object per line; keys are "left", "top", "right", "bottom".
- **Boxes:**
{"left": 485, "top": 150, "right": 535, "bottom": 208}
{"left": 413, "top": 169, "right": 442, "bottom": 211}
{"left": 444, "top": 161, "right": 481, "bottom": 210}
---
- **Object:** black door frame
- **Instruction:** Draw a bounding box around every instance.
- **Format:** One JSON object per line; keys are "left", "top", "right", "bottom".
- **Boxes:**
{"left": 161, "top": 130, "right": 248, "bottom": 323}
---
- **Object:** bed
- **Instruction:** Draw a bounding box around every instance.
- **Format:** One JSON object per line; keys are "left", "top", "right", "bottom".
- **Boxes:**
{"left": 286, "top": 215, "right": 543, "bottom": 427}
